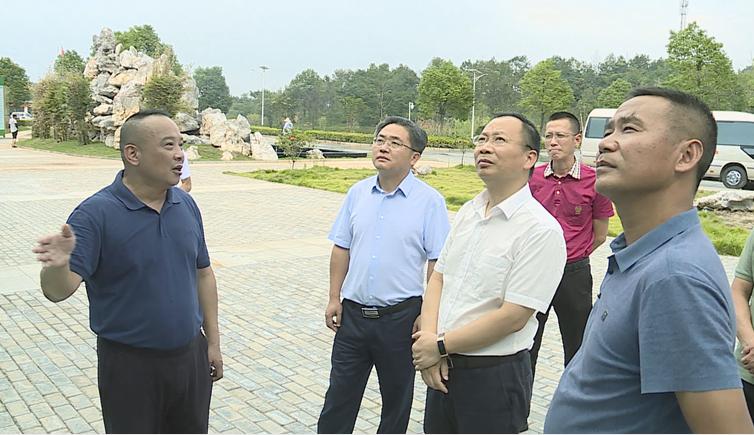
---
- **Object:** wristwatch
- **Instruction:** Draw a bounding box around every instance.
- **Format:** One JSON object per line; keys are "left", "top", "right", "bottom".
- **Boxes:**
{"left": 437, "top": 333, "right": 448, "bottom": 358}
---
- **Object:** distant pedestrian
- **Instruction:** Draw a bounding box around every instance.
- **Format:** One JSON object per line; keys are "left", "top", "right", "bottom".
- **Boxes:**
{"left": 282, "top": 117, "right": 293, "bottom": 134}
{"left": 9, "top": 114, "right": 18, "bottom": 147}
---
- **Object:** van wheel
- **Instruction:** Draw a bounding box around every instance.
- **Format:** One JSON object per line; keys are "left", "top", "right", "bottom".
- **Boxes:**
{"left": 721, "top": 165, "right": 748, "bottom": 189}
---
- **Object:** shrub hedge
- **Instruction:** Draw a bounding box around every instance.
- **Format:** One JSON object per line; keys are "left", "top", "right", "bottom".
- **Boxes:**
{"left": 250, "top": 125, "right": 472, "bottom": 149}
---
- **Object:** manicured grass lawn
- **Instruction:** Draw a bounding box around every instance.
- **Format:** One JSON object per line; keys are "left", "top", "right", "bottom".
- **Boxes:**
{"left": 20, "top": 138, "right": 121, "bottom": 158}
{"left": 231, "top": 165, "right": 485, "bottom": 212}
{"left": 233, "top": 166, "right": 746, "bottom": 256}
{"left": 18, "top": 138, "right": 252, "bottom": 161}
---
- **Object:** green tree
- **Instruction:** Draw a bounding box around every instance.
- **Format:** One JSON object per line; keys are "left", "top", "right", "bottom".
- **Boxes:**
{"left": 339, "top": 96, "right": 368, "bottom": 129}
{"left": 65, "top": 73, "right": 94, "bottom": 144}
{"left": 461, "top": 56, "right": 530, "bottom": 117}
{"left": 0, "top": 57, "right": 32, "bottom": 112}
{"left": 285, "top": 69, "right": 326, "bottom": 127}
{"left": 597, "top": 78, "right": 632, "bottom": 108}
{"left": 519, "top": 59, "right": 575, "bottom": 131}
{"left": 548, "top": 56, "right": 598, "bottom": 122}
{"left": 227, "top": 91, "right": 261, "bottom": 122}
{"left": 142, "top": 73, "right": 185, "bottom": 116}
{"left": 665, "top": 22, "right": 742, "bottom": 110}
{"left": 54, "top": 50, "right": 85, "bottom": 75}
{"left": 115, "top": 25, "right": 167, "bottom": 57}
{"left": 32, "top": 72, "right": 93, "bottom": 143}
{"left": 384, "top": 64, "right": 420, "bottom": 119}
{"left": 194, "top": 66, "right": 232, "bottom": 112}
{"left": 114, "top": 25, "right": 182, "bottom": 75}
{"left": 417, "top": 58, "right": 473, "bottom": 130}
{"left": 739, "top": 64, "right": 754, "bottom": 112}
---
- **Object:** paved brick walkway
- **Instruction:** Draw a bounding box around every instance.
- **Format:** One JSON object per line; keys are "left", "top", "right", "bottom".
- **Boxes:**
{"left": 0, "top": 139, "right": 741, "bottom": 433}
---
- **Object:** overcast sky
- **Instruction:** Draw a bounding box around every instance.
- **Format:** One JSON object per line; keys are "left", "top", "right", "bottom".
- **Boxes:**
{"left": 4, "top": 0, "right": 753, "bottom": 96}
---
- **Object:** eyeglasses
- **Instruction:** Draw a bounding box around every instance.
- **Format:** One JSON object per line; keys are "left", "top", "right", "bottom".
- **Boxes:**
{"left": 473, "top": 134, "right": 536, "bottom": 151}
{"left": 373, "top": 137, "right": 418, "bottom": 152}
{"left": 544, "top": 132, "right": 577, "bottom": 141}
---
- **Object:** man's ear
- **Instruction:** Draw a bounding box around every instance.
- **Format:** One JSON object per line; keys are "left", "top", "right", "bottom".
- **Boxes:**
{"left": 410, "top": 151, "right": 421, "bottom": 166}
{"left": 122, "top": 143, "right": 140, "bottom": 166}
{"left": 524, "top": 149, "right": 539, "bottom": 171}
{"left": 676, "top": 139, "right": 703, "bottom": 176}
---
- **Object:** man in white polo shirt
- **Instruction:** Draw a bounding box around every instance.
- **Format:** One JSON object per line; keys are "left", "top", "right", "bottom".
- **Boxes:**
{"left": 412, "top": 113, "right": 566, "bottom": 433}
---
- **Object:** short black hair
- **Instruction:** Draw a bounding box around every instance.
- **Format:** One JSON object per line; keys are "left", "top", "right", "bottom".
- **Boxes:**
{"left": 489, "top": 112, "right": 541, "bottom": 155}
{"left": 374, "top": 116, "right": 428, "bottom": 154}
{"left": 548, "top": 111, "right": 581, "bottom": 134}
{"left": 626, "top": 87, "right": 716, "bottom": 187}
{"left": 119, "top": 109, "right": 172, "bottom": 152}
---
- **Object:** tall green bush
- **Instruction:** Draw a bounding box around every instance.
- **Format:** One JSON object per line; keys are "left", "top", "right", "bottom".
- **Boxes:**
{"left": 142, "top": 73, "right": 186, "bottom": 116}
{"left": 32, "top": 73, "right": 92, "bottom": 143}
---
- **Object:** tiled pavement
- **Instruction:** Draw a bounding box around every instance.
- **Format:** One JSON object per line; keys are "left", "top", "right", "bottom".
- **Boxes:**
{"left": 0, "top": 139, "right": 741, "bottom": 433}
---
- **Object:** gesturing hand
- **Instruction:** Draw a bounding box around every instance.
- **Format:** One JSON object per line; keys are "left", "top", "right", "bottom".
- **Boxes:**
{"left": 33, "top": 224, "right": 77, "bottom": 267}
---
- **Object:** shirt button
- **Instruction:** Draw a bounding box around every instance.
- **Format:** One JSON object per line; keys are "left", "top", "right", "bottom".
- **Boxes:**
{"left": 380, "top": 216, "right": 384, "bottom": 219}
{"left": 376, "top": 235, "right": 381, "bottom": 239}
{"left": 369, "top": 276, "right": 374, "bottom": 280}
{"left": 372, "top": 255, "right": 376, "bottom": 259}
{"left": 558, "top": 181, "right": 561, "bottom": 185}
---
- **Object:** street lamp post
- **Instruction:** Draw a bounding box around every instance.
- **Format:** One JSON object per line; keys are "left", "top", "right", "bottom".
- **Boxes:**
{"left": 463, "top": 68, "right": 486, "bottom": 141}
{"left": 259, "top": 65, "right": 269, "bottom": 126}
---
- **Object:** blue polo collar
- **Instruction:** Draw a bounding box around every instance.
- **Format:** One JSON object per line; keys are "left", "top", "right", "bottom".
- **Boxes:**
{"left": 609, "top": 208, "right": 699, "bottom": 273}
{"left": 110, "top": 170, "right": 181, "bottom": 211}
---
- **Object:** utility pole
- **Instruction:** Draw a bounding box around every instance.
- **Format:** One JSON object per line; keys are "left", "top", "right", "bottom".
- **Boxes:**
{"left": 463, "top": 68, "right": 486, "bottom": 141}
{"left": 259, "top": 65, "right": 269, "bottom": 126}
{"left": 680, "top": 0, "right": 689, "bottom": 30}
{"left": 408, "top": 102, "right": 414, "bottom": 121}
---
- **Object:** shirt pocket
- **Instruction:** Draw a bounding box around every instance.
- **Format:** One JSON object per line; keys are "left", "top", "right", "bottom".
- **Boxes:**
{"left": 470, "top": 253, "right": 513, "bottom": 301}
{"left": 565, "top": 202, "right": 591, "bottom": 226}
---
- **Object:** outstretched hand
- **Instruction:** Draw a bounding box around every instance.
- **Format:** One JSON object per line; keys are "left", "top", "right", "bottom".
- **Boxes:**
{"left": 33, "top": 224, "right": 76, "bottom": 267}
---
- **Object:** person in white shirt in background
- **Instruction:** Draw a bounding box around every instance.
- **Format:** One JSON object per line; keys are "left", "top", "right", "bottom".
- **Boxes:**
{"left": 178, "top": 150, "right": 192, "bottom": 192}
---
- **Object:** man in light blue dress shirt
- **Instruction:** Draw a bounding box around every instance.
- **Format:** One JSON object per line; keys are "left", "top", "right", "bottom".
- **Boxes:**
{"left": 317, "top": 116, "right": 450, "bottom": 434}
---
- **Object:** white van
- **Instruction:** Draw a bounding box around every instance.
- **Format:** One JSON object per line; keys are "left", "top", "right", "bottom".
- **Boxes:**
{"left": 582, "top": 108, "right": 754, "bottom": 189}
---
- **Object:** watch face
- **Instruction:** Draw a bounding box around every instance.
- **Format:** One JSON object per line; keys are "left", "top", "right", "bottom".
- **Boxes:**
{"left": 437, "top": 337, "right": 448, "bottom": 357}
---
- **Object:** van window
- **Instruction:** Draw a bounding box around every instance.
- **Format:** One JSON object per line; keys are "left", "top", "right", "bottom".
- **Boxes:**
{"left": 717, "top": 121, "right": 754, "bottom": 146}
{"left": 585, "top": 117, "right": 610, "bottom": 139}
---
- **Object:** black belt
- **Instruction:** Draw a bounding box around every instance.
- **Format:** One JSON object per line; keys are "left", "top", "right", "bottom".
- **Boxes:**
{"left": 447, "top": 349, "right": 529, "bottom": 369}
{"left": 344, "top": 296, "right": 422, "bottom": 319}
{"left": 564, "top": 257, "right": 589, "bottom": 272}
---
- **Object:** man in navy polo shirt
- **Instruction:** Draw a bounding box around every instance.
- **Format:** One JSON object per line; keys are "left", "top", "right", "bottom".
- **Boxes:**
{"left": 544, "top": 88, "right": 753, "bottom": 433}
{"left": 33, "top": 110, "right": 222, "bottom": 433}
{"left": 318, "top": 116, "right": 450, "bottom": 433}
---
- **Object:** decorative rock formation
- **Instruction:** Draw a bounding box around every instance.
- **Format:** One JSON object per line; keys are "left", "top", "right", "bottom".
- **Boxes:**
{"left": 696, "top": 190, "right": 754, "bottom": 212}
{"left": 185, "top": 145, "right": 201, "bottom": 160}
{"left": 415, "top": 165, "right": 434, "bottom": 176}
{"left": 250, "top": 132, "right": 278, "bottom": 161}
{"left": 181, "top": 133, "right": 204, "bottom": 145}
{"left": 174, "top": 112, "right": 200, "bottom": 133}
{"left": 199, "top": 108, "right": 252, "bottom": 155}
{"left": 85, "top": 28, "right": 199, "bottom": 149}
{"left": 306, "top": 148, "right": 325, "bottom": 159}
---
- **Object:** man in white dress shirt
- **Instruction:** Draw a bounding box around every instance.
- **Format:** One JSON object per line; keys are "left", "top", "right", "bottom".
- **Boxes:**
{"left": 411, "top": 113, "right": 566, "bottom": 433}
